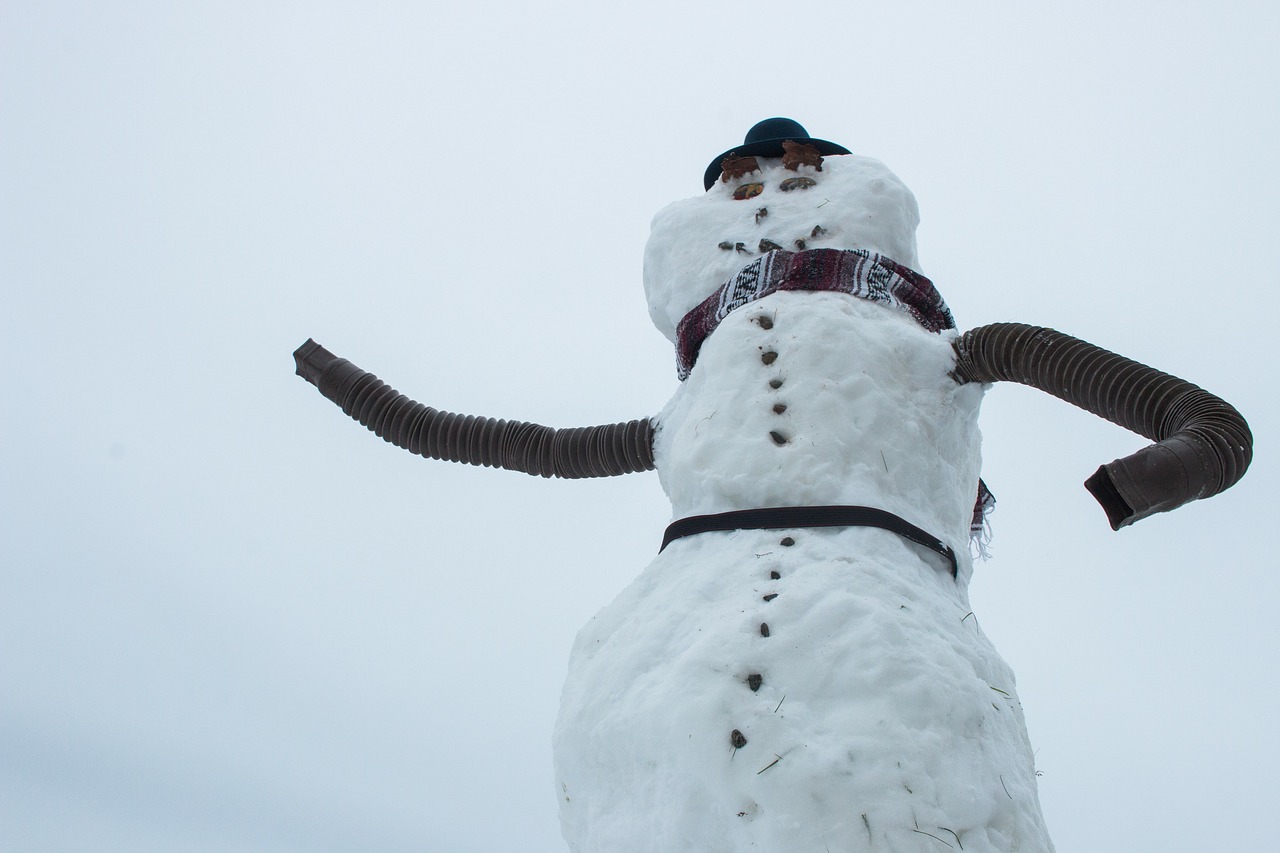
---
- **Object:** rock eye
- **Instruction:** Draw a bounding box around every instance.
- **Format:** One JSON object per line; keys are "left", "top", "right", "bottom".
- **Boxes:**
{"left": 733, "top": 182, "right": 765, "bottom": 200}
{"left": 779, "top": 177, "right": 817, "bottom": 192}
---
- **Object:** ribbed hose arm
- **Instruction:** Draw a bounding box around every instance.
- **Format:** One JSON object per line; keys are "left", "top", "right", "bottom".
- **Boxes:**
{"left": 293, "top": 339, "right": 656, "bottom": 478}
{"left": 952, "top": 323, "right": 1252, "bottom": 530}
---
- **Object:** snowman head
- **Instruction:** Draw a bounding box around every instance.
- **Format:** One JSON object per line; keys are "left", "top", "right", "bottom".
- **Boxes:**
{"left": 643, "top": 119, "right": 922, "bottom": 342}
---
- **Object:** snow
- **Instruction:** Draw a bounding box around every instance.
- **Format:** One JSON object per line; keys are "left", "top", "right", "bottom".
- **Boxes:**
{"left": 654, "top": 294, "right": 977, "bottom": 536}
{"left": 554, "top": 155, "right": 1054, "bottom": 850}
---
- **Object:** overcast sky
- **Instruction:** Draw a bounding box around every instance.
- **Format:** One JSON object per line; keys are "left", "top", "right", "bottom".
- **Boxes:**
{"left": 3, "top": 2, "right": 1278, "bottom": 851}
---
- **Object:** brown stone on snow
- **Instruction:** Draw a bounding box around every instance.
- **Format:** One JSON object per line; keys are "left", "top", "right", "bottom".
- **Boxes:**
{"left": 782, "top": 140, "right": 823, "bottom": 172}
{"left": 720, "top": 154, "right": 761, "bottom": 182}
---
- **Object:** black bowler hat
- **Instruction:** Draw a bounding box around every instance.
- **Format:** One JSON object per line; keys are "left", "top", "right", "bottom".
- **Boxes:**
{"left": 703, "top": 117, "right": 851, "bottom": 191}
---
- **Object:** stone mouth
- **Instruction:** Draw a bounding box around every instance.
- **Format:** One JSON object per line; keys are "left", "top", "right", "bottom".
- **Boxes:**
{"left": 718, "top": 225, "right": 829, "bottom": 256}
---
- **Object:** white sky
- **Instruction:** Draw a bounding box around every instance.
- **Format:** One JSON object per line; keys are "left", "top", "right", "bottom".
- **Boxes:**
{"left": 3, "top": 2, "right": 1277, "bottom": 851}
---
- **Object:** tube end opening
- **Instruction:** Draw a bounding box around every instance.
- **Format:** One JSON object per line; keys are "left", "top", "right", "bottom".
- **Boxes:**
{"left": 1085, "top": 466, "right": 1134, "bottom": 531}
{"left": 294, "top": 338, "right": 335, "bottom": 387}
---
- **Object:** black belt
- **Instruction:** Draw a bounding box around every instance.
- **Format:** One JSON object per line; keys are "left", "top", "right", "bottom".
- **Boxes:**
{"left": 660, "top": 505, "right": 958, "bottom": 578}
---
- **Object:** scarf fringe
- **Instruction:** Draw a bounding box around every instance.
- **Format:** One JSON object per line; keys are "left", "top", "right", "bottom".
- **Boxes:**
{"left": 969, "top": 479, "right": 996, "bottom": 559}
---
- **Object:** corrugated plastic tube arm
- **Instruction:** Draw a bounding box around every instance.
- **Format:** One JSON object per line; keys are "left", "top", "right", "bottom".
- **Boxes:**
{"left": 951, "top": 323, "right": 1252, "bottom": 530}
{"left": 293, "top": 339, "right": 656, "bottom": 478}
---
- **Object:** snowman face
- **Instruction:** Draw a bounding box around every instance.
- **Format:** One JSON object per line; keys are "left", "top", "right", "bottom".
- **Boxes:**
{"left": 642, "top": 154, "right": 922, "bottom": 342}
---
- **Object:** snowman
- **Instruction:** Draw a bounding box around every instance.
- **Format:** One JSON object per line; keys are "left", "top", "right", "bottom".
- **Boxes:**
{"left": 294, "top": 118, "right": 1250, "bottom": 852}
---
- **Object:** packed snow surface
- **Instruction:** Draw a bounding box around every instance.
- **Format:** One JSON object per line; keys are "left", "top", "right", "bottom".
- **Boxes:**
{"left": 553, "top": 154, "right": 1054, "bottom": 851}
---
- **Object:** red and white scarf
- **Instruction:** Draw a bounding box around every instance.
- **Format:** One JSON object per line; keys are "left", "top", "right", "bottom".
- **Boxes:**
{"left": 675, "top": 248, "right": 955, "bottom": 381}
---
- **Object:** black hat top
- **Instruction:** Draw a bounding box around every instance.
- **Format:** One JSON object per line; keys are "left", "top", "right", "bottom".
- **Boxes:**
{"left": 703, "top": 117, "right": 851, "bottom": 191}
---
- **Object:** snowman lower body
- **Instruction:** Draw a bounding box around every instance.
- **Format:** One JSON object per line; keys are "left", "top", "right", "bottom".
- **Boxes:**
{"left": 554, "top": 527, "right": 1053, "bottom": 852}
{"left": 553, "top": 293, "right": 1054, "bottom": 852}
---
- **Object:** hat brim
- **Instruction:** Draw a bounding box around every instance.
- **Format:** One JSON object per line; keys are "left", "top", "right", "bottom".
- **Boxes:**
{"left": 703, "top": 137, "right": 851, "bottom": 191}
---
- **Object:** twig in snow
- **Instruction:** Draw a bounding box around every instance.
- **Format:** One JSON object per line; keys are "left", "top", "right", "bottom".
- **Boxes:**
{"left": 940, "top": 827, "right": 964, "bottom": 849}
{"left": 911, "top": 828, "right": 954, "bottom": 848}
{"left": 861, "top": 814, "right": 871, "bottom": 840}
{"left": 1000, "top": 775, "right": 1012, "bottom": 799}
{"left": 773, "top": 695, "right": 786, "bottom": 713}
{"left": 756, "top": 755, "right": 782, "bottom": 775}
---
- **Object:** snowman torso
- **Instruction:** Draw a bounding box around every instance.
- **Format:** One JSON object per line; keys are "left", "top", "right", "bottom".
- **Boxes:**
{"left": 552, "top": 153, "right": 1054, "bottom": 852}
{"left": 657, "top": 290, "right": 980, "bottom": 538}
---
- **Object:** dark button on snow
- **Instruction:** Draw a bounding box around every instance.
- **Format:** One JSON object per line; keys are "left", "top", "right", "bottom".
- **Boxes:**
{"left": 769, "top": 431, "right": 788, "bottom": 445}
{"left": 763, "top": 593, "right": 779, "bottom": 602}
{"left": 756, "top": 315, "right": 773, "bottom": 330}
{"left": 769, "top": 378, "right": 783, "bottom": 389}
{"left": 747, "top": 674, "right": 763, "bottom": 692}
{"left": 759, "top": 622, "right": 771, "bottom": 637}
{"left": 761, "top": 350, "right": 778, "bottom": 365}
{"left": 779, "top": 176, "right": 817, "bottom": 192}
{"left": 731, "top": 729, "right": 748, "bottom": 748}
{"left": 780, "top": 537, "right": 795, "bottom": 547}
{"left": 770, "top": 570, "right": 781, "bottom": 579}
{"left": 772, "top": 403, "right": 787, "bottom": 414}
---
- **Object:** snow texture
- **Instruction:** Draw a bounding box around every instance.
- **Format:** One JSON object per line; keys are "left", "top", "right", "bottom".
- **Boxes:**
{"left": 553, "top": 155, "right": 1054, "bottom": 851}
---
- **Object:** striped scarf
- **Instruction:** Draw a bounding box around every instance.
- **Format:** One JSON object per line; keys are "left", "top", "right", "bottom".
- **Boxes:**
{"left": 675, "top": 248, "right": 955, "bottom": 381}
